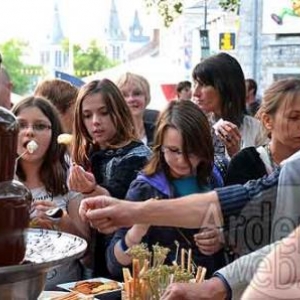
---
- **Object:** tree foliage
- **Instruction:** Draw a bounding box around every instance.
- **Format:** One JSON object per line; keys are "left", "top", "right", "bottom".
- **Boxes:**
{"left": 144, "top": 0, "right": 240, "bottom": 27}
{"left": 62, "top": 39, "right": 117, "bottom": 77}
{"left": 0, "top": 39, "right": 42, "bottom": 94}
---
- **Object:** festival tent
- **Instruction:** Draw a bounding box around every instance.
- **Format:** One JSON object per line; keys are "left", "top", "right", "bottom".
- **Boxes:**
{"left": 84, "top": 56, "right": 188, "bottom": 111}
{"left": 11, "top": 92, "right": 23, "bottom": 105}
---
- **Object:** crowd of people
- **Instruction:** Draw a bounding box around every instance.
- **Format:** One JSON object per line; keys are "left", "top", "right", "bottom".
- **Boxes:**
{"left": 1, "top": 51, "right": 300, "bottom": 299}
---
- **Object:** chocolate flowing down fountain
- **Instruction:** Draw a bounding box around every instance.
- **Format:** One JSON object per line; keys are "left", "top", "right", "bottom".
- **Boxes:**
{"left": 0, "top": 106, "right": 31, "bottom": 266}
{"left": 0, "top": 107, "right": 87, "bottom": 299}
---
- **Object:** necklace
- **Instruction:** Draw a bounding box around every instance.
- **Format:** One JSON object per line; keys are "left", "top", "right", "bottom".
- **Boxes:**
{"left": 266, "top": 143, "right": 277, "bottom": 171}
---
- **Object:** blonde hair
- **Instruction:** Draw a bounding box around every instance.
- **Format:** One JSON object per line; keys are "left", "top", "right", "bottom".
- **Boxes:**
{"left": 257, "top": 78, "right": 300, "bottom": 118}
{"left": 256, "top": 78, "right": 300, "bottom": 137}
{"left": 116, "top": 72, "right": 151, "bottom": 106}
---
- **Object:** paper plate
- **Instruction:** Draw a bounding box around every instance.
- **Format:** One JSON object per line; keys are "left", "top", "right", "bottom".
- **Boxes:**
{"left": 57, "top": 277, "right": 122, "bottom": 299}
{"left": 38, "top": 291, "right": 68, "bottom": 299}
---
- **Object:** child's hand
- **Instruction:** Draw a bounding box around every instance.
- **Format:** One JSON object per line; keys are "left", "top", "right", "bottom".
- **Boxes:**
{"left": 30, "top": 217, "right": 55, "bottom": 230}
{"left": 194, "top": 227, "right": 224, "bottom": 255}
{"left": 68, "top": 164, "right": 97, "bottom": 194}
{"left": 130, "top": 223, "right": 150, "bottom": 239}
{"left": 31, "top": 200, "right": 56, "bottom": 218}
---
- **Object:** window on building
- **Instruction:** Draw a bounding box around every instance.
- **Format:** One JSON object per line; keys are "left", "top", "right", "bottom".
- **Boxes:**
{"left": 55, "top": 50, "right": 62, "bottom": 68}
{"left": 274, "top": 73, "right": 300, "bottom": 81}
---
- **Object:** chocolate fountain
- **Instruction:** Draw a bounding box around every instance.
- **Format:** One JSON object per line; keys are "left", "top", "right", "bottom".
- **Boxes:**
{"left": 0, "top": 106, "right": 31, "bottom": 266}
{"left": 0, "top": 107, "right": 87, "bottom": 299}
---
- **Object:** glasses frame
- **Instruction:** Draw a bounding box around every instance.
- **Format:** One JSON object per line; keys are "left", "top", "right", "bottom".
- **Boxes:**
{"left": 18, "top": 122, "right": 52, "bottom": 132}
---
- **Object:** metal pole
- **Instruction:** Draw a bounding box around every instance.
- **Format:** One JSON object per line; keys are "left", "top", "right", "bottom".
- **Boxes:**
{"left": 252, "top": 0, "right": 258, "bottom": 80}
{"left": 204, "top": 0, "right": 207, "bottom": 30}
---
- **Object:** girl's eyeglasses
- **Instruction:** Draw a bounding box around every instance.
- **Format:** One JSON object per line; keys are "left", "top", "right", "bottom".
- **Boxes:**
{"left": 19, "top": 122, "right": 52, "bottom": 132}
{"left": 161, "top": 145, "right": 197, "bottom": 159}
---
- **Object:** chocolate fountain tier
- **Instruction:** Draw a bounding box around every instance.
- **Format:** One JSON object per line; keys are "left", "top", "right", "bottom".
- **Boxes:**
{"left": 0, "top": 228, "right": 87, "bottom": 300}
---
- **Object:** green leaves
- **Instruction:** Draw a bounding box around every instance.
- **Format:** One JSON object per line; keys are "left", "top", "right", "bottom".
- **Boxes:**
{"left": 219, "top": 0, "right": 240, "bottom": 12}
{"left": 62, "top": 39, "right": 117, "bottom": 77}
{"left": 0, "top": 39, "right": 38, "bottom": 95}
{"left": 145, "top": 0, "right": 183, "bottom": 27}
{"left": 144, "top": 0, "right": 240, "bottom": 27}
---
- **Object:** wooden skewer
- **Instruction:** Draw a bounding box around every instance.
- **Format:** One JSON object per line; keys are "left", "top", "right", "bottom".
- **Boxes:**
{"left": 139, "top": 259, "right": 149, "bottom": 277}
{"left": 187, "top": 249, "right": 192, "bottom": 273}
{"left": 199, "top": 267, "right": 207, "bottom": 283}
{"left": 181, "top": 248, "right": 185, "bottom": 270}
{"left": 195, "top": 266, "right": 202, "bottom": 283}
{"left": 132, "top": 259, "right": 140, "bottom": 299}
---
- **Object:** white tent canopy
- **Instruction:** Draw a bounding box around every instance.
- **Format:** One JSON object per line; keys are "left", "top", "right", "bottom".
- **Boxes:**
{"left": 84, "top": 56, "right": 188, "bottom": 111}
{"left": 11, "top": 92, "right": 23, "bottom": 106}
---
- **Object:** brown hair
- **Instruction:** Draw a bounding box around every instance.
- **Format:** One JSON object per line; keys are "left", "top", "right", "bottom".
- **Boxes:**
{"left": 116, "top": 72, "right": 151, "bottom": 106}
{"left": 34, "top": 79, "right": 78, "bottom": 114}
{"left": 12, "top": 96, "right": 69, "bottom": 196}
{"left": 72, "top": 79, "right": 137, "bottom": 167}
{"left": 256, "top": 78, "right": 300, "bottom": 137}
{"left": 144, "top": 100, "right": 214, "bottom": 185}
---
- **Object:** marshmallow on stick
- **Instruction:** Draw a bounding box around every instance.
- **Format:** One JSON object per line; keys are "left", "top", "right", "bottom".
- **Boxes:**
{"left": 26, "top": 140, "right": 38, "bottom": 154}
{"left": 57, "top": 133, "right": 73, "bottom": 145}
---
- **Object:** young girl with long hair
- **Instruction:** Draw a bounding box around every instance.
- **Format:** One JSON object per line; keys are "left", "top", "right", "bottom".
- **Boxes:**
{"left": 106, "top": 100, "right": 226, "bottom": 280}
{"left": 68, "top": 79, "right": 152, "bottom": 277}
{"left": 12, "top": 96, "right": 86, "bottom": 289}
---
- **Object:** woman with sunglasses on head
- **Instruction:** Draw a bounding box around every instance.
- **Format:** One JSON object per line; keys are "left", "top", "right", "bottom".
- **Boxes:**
{"left": 67, "top": 79, "right": 152, "bottom": 277}
{"left": 106, "top": 100, "right": 226, "bottom": 281}
{"left": 12, "top": 96, "right": 88, "bottom": 289}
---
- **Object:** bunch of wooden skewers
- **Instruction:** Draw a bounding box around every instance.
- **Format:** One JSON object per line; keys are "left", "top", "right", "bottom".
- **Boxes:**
{"left": 122, "top": 243, "right": 207, "bottom": 300}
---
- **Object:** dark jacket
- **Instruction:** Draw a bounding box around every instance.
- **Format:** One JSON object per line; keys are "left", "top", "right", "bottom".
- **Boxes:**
{"left": 144, "top": 121, "right": 155, "bottom": 148}
{"left": 89, "top": 140, "right": 152, "bottom": 278}
{"left": 225, "top": 146, "right": 267, "bottom": 185}
{"left": 106, "top": 170, "right": 226, "bottom": 280}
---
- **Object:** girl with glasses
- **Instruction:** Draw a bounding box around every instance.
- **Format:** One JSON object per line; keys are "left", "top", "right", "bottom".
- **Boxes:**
{"left": 106, "top": 100, "right": 226, "bottom": 281}
{"left": 12, "top": 96, "right": 88, "bottom": 289}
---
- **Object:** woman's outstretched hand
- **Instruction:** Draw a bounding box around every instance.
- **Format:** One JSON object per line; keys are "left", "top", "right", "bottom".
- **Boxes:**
{"left": 79, "top": 195, "right": 141, "bottom": 234}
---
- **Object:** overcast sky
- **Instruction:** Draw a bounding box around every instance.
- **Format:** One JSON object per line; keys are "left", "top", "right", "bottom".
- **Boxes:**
{"left": 0, "top": 0, "right": 155, "bottom": 44}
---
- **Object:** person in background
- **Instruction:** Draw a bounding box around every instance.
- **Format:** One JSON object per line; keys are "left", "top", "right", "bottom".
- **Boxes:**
{"left": 12, "top": 96, "right": 87, "bottom": 289}
{"left": 226, "top": 78, "right": 300, "bottom": 185}
{"left": 0, "top": 66, "right": 13, "bottom": 109}
{"left": 143, "top": 108, "right": 160, "bottom": 125}
{"left": 106, "top": 100, "right": 226, "bottom": 281}
{"left": 192, "top": 53, "right": 267, "bottom": 159}
{"left": 245, "top": 78, "right": 261, "bottom": 117}
{"left": 68, "top": 79, "right": 152, "bottom": 277}
{"left": 116, "top": 72, "right": 156, "bottom": 147}
{"left": 34, "top": 78, "right": 78, "bottom": 133}
{"left": 176, "top": 80, "right": 192, "bottom": 101}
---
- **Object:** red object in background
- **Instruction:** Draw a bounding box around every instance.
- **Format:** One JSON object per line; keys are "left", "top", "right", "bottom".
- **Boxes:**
{"left": 161, "top": 84, "right": 177, "bottom": 102}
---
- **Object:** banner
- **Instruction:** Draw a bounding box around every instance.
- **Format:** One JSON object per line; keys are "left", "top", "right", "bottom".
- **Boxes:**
{"left": 219, "top": 33, "right": 236, "bottom": 50}
{"left": 54, "top": 70, "right": 85, "bottom": 87}
{"left": 262, "top": 0, "right": 300, "bottom": 34}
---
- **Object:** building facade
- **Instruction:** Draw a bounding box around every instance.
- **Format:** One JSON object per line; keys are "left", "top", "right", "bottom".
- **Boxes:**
{"left": 237, "top": 0, "right": 300, "bottom": 93}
